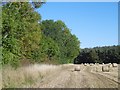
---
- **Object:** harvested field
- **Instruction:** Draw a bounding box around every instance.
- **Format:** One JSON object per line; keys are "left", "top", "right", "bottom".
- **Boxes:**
{"left": 2, "top": 64, "right": 119, "bottom": 88}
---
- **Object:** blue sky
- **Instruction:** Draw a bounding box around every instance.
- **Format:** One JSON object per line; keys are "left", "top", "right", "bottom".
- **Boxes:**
{"left": 36, "top": 2, "right": 118, "bottom": 48}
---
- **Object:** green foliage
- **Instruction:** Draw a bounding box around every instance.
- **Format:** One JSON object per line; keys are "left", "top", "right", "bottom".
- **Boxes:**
{"left": 89, "top": 49, "right": 99, "bottom": 63}
{"left": 0, "top": 49, "right": 1, "bottom": 66}
{"left": 31, "top": 35, "right": 60, "bottom": 63}
{"left": 2, "top": 2, "right": 42, "bottom": 67}
{"left": 2, "top": 2, "right": 80, "bottom": 66}
{"left": 32, "top": 1, "right": 46, "bottom": 8}
{"left": 2, "top": 48, "right": 20, "bottom": 68}
{"left": 74, "top": 45, "right": 120, "bottom": 64}
{"left": 41, "top": 20, "right": 80, "bottom": 64}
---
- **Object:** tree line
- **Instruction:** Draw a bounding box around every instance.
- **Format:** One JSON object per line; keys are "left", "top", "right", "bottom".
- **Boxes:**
{"left": 2, "top": 2, "right": 80, "bottom": 68}
{"left": 74, "top": 45, "right": 120, "bottom": 64}
{"left": 2, "top": 2, "right": 119, "bottom": 68}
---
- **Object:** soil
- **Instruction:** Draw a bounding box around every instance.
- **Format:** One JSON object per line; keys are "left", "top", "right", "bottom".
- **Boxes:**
{"left": 33, "top": 64, "right": 119, "bottom": 88}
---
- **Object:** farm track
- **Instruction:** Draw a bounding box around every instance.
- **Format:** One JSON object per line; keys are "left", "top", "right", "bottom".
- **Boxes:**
{"left": 33, "top": 64, "right": 118, "bottom": 88}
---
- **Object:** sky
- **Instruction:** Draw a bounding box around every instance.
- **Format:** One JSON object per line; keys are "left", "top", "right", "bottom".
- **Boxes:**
{"left": 36, "top": 2, "right": 118, "bottom": 48}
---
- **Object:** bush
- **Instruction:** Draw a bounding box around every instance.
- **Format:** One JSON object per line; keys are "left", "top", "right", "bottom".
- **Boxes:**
{"left": 2, "top": 48, "right": 20, "bottom": 68}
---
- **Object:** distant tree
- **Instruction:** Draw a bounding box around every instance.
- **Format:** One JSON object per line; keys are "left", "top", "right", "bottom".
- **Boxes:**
{"left": 89, "top": 49, "right": 99, "bottom": 63}
{"left": 74, "top": 45, "right": 120, "bottom": 64}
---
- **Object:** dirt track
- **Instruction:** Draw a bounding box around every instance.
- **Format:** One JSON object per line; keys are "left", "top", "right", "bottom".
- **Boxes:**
{"left": 33, "top": 64, "right": 119, "bottom": 88}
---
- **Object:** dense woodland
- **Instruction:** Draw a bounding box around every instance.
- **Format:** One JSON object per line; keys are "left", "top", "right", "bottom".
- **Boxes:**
{"left": 1, "top": 2, "right": 119, "bottom": 68}
{"left": 74, "top": 45, "right": 120, "bottom": 64}
{"left": 2, "top": 2, "right": 80, "bottom": 68}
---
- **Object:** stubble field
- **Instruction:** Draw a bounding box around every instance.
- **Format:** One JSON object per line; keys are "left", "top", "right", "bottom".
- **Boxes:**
{"left": 1, "top": 63, "right": 119, "bottom": 88}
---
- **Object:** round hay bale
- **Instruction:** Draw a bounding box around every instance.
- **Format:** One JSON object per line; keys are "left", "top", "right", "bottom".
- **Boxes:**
{"left": 81, "top": 63, "right": 84, "bottom": 65}
{"left": 95, "top": 65, "right": 102, "bottom": 72}
{"left": 86, "top": 63, "right": 89, "bottom": 66}
{"left": 90, "top": 63, "right": 94, "bottom": 66}
{"left": 74, "top": 66, "right": 80, "bottom": 71}
{"left": 112, "top": 63, "right": 117, "bottom": 67}
{"left": 108, "top": 63, "right": 112, "bottom": 68}
{"left": 84, "top": 63, "right": 87, "bottom": 66}
{"left": 95, "top": 63, "right": 99, "bottom": 66}
{"left": 102, "top": 65, "right": 109, "bottom": 72}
